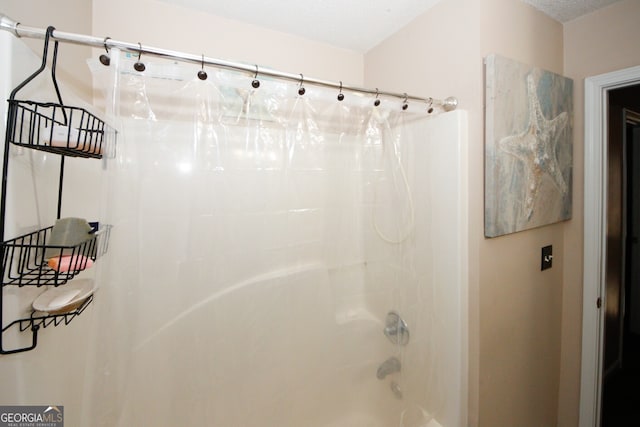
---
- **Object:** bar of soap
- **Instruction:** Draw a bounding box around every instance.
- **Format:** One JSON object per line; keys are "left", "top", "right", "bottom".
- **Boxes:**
{"left": 41, "top": 125, "right": 102, "bottom": 154}
{"left": 41, "top": 125, "right": 79, "bottom": 146}
{"left": 47, "top": 255, "right": 94, "bottom": 272}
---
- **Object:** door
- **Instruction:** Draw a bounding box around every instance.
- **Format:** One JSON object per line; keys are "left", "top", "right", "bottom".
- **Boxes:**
{"left": 603, "top": 103, "right": 625, "bottom": 379}
{"left": 601, "top": 96, "right": 640, "bottom": 426}
{"left": 580, "top": 66, "right": 640, "bottom": 427}
{"left": 627, "top": 116, "right": 640, "bottom": 335}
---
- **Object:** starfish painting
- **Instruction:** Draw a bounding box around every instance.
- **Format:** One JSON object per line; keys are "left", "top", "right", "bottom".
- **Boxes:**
{"left": 484, "top": 54, "right": 573, "bottom": 237}
{"left": 498, "top": 73, "right": 568, "bottom": 220}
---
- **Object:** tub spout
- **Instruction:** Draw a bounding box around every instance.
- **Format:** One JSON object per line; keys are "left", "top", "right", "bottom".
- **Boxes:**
{"left": 376, "top": 356, "right": 401, "bottom": 380}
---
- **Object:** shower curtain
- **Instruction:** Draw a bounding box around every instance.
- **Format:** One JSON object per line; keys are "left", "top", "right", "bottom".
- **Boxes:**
{"left": 82, "top": 50, "right": 453, "bottom": 427}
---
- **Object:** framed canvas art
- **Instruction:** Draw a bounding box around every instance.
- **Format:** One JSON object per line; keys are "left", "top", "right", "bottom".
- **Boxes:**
{"left": 484, "top": 54, "right": 573, "bottom": 237}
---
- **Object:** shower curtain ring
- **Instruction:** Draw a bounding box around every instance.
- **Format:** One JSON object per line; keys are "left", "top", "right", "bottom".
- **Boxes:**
{"left": 374, "top": 88, "right": 381, "bottom": 107}
{"left": 298, "top": 73, "right": 306, "bottom": 96}
{"left": 402, "top": 93, "right": 409, "bottom": 111}
{"left": 99, "top": 37, "right": 111, "bottom": 66}
{"left": 337, "top": 81, "right": 344, "bottom": 101}
{"left": 133, "top": 42, "right": 146, "bottom": 72}
{"left": 251, "top": 65, "right": 260, "bottom": 88}
{"left": 197, "top": 54, "right": 208, "bottom": 80}
{"left": 427, "top": 97, "right": 434, "bottom": 114}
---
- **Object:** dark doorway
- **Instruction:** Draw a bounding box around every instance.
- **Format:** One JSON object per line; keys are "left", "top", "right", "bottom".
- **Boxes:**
{"left": 601, "top": 84, "right": 640, "bottom": 426}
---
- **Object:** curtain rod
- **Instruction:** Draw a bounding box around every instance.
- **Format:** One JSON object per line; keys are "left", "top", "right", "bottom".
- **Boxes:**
{"left": 0, "top": 14, "right": 457, "bottom": 113}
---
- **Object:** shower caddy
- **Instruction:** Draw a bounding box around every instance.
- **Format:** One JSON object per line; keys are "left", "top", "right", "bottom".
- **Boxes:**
{"left": 0, "top": 27, "right": 113, "bottom": 354}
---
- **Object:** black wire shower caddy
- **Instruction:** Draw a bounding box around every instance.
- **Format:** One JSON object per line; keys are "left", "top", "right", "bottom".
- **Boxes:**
{"left": 0, "top": 27, "right": 114, "bottom": 354}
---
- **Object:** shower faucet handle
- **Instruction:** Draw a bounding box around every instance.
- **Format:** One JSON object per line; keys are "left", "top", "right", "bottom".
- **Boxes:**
{"left": 377, "top": 356, "right": 401, "bottom": 380}
{"left": 384, "top": 311, "right": 410, "bottom": 346}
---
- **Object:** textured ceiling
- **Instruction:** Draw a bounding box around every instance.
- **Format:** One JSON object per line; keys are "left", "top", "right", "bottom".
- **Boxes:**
{"left": 522, "top": 0, "right": 623, "bottom": 22}
{"left": 159, "top": 0, "right": 624, "bottom": 52}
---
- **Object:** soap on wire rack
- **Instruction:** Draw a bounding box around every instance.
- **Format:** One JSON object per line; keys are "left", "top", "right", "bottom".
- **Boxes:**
{"left": 32, "top": 278, "right": 95, "bottom": 314}
{"left": 47, "top": 255, "right": 94, "bottom": 273}
{"left": 40, "top": 125, "right": 102, "bottom": 154}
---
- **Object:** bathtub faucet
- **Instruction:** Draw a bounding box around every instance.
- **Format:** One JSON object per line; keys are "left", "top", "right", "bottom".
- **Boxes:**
{"left": 376, "top": 356, "right": 401, "bottom": 380}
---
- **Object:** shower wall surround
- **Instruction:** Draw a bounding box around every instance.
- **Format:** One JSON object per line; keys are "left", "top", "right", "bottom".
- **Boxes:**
{"left": 0, "top": 36, "right": 467, "bottom": 427}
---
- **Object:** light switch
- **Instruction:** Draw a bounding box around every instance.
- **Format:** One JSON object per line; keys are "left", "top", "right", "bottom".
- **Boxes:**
{"left": 541, "top": 245, "right": 553, "bottom": 271}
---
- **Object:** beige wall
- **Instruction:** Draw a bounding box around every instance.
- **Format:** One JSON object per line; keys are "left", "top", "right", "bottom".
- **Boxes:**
{"left": 479, "top": 1, "right": 564, "bottom": 426}
{"left": 1, "top": 0, "right": 93, "bottom": 101}
{"left": 367, "top": 0, "right": 564, "bottom": 425}
{"left": 560, "top": 1, "right": 640, "bottom": 425}
{"left": 91, "top": 0, "right": 363, "bottom": 86}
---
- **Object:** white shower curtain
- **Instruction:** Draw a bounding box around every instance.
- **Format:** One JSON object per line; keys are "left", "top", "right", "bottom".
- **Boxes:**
{"left": 82, "top": 50, "right": 449, "bottom": 427}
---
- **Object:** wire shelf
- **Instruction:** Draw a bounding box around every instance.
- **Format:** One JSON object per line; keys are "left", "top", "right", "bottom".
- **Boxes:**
{"left": 0, "top": 27, "right": 113, "bottom": 354}
{"left": 6, "top": 100, "right": 113, "bottom": 159}
{"left": 1, "top": 294, "right": 93, "bottom": 333}
{"left": 1, "top": 225, "right": 110, "bottom": 287}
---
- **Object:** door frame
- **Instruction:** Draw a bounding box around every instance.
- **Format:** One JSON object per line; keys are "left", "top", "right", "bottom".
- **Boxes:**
{"left": 580, "top": 65, "right": 640, "bottom": 427}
